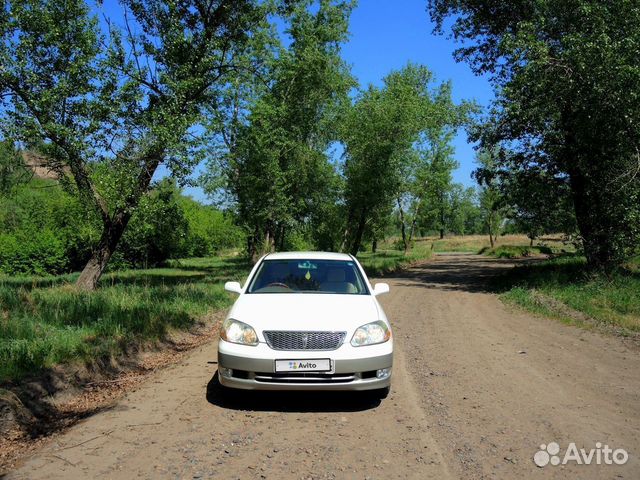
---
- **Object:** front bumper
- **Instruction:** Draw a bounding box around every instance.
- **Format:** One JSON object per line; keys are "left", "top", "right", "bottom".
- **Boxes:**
{"left": 217, "top": 338, "right": 393, "bottom": 391}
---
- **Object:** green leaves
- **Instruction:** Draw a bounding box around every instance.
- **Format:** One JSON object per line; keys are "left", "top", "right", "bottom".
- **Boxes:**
{"left": 341, "top": 63, "right": 470, "bottom": 253}
{"left": 219, "top": 0, "right": 355, "bottom": 256}
{"left": 431, "top": 0, "right": 640, "bottom": 269}
{"left": 2, "top": 0, "right": 285, "bottom": 287}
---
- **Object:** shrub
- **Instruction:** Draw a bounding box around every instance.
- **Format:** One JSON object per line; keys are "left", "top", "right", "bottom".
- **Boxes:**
{"left": 0, "top": 230, "right": 68, "bottom": 275}
{"left": 0, "top": 176, "right": 245, "bottom": 275}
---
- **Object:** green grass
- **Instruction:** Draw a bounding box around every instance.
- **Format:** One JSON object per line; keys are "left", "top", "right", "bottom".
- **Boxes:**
{"left": 0, "top": 246, "right": 434, "bottom": 382}
{"left": 494, "top": 255, "right": 640, "bottom": 334}
{"left": 0, "top": 255, "right": 251, "bottom": 383}
{"left": 358, "top": 242, "right": 433, "bottom": 276}
{"left": 480, "top": 245, "right": 553, "bottom": 258}
{"left": 408, "top": 234, "right": 576, "bottom": 255}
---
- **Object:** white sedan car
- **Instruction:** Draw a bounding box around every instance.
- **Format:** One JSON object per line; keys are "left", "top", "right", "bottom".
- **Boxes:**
{"left": 218, "top": 251, "right": 392, "bottom": 397}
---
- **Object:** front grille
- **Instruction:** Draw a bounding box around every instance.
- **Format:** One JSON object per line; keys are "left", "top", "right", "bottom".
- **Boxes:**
{"left": 263, "top": 331, "right": 346, "bottom": 351}
{"left": 254, "top": 372, "right": 355, "bottom": 384}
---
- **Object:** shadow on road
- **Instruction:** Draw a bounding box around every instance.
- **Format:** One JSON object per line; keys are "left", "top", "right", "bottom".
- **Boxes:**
{"left": 205, "top": 373, "right": 382, "bottom": 413}
{"left": 384, "top": 254, "right": 542, "bottom": 293}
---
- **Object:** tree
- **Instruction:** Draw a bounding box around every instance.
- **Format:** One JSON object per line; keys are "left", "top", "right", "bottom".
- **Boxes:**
{"left": 115, "top": 181, "right": 186, "bottom": 268}
{"left": 474, "top": 148, "right": 507, "bottom": 248}
{"left": 429, "top": 0, "right": 640, "bottom": 270}
{"left": 0, "top": 0, "right": 274, "bottom": 289}
{"left": 506, "top": 168, "right": 577, "bottom": 244}
{"left": 415, "top": 128, "right": 458, "bottom": 240}
{"left": 178, "top": 195, "right": 243, "bottom": 256}
{"left": 446, "top": 184, "right": 481, "bottom": 236}
{"left": 0, "top": 140, "right": 30, "bottom": 194}
{"left": 341, "top": 64, "right": 467, "bottom": 255}
{"left": 213, "top": 0, "right": 355, "bottom": 260}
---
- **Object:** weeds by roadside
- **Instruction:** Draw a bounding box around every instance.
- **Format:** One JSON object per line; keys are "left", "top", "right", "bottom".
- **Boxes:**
{"left": 358, "top": 243, "right": 433, "bottom": 276}
{"left": 0, "top": 256, "right": 251, "bottom": 383}
{"left": 493, "top": 255, "right": 640, "bottom": 335}
{"left": 480, "top": 245, "right": 553, "bottom": 258}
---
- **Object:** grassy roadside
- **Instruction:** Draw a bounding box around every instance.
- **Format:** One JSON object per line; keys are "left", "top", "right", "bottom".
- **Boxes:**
{"left": 408, "top": 234, "right": 576, "bottom": 256}
{"left": 493, "top": 255, "right": 640, "bottom": 335}
{"left": 0, "top": 256, "right": 251, "bottom": 383}
{"left": 358, "top": 242, "right": 433, "bottom": 276}
{"left": 0, "top": 246, "right": 434, "bottom": 384}
{"left": 480, "top": 245, "right": 553, "bottom": 258}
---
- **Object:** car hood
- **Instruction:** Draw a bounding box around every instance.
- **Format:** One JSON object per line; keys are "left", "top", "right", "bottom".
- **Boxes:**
{"left": 228, "top": 293, "right": 381, "bottom": 332}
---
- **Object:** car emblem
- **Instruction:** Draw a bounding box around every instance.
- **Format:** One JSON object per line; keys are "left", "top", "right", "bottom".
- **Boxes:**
{"left": 301, "top": 334, "right": 309, "bottom": 349}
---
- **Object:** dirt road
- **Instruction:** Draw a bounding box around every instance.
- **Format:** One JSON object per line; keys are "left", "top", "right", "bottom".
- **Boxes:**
{"left": 7, "top": 254, "right": 640, "bottom": 479}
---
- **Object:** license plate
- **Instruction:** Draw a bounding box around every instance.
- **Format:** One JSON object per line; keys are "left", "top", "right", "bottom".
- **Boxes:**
{"left": 275, "top": 358, "right": 332, "bottom": 372}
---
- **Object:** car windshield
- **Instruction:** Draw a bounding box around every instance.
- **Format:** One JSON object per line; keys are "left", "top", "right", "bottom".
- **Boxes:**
{"left": 247, "top": 259, "right": 369, "bottom": 295}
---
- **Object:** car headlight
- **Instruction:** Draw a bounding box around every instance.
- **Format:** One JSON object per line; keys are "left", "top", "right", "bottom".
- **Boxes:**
{"left": 350, "top": 321, "right": 391, "bottom": 346}
{"left": 220, "top": 319, "right": 258, "bottom": 346}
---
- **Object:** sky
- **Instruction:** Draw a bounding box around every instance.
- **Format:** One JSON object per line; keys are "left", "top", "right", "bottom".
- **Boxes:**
{"left": 149, "top": 1, "right": 495, "bottom": 201}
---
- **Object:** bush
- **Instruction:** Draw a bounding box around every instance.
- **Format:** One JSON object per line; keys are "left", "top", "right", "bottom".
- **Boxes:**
{"left": 391, "top": 238, "right": 413, "bottom": 251}
{"left": 0, "top": 230, "right": 68, "bottom": 275}
{"left": 282, "top": 228, "right": 314, "bottom": 251}
{"left": 178, "top": 195, "right": 244, "bottom": 256}
{"left": 0, "top": 176, "right": 245, "bottom": 276}
{"left": 117, "top": 183, "right": 190, "bottom": 268}
{"left": 0, "top": 177, "right": 96, "bottom": 275}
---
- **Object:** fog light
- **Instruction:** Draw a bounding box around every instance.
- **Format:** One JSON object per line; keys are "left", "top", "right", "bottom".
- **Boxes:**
{"left": 219, "top": 367, "right": 233, "bottom": 378}
{"left": 376, "top": 368, "right": 391, "bottom": 379}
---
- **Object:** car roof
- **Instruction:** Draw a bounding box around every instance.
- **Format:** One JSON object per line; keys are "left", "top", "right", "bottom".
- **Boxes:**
{"left": 263, "top": 251, "right": 353, "bottom": 261}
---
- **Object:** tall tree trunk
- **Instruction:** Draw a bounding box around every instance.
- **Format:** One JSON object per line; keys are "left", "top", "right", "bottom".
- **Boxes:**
{"left": 248, "top": 225, "right": 260, "bottom": 263}
{"left": 561, "top": 107, "right": 616, "bottom": 271}
{"left": 567, "top": 164, "right": 613, "bottom": 270}
{"left": 439, "top": 202, "right": 445, "bottom": 239}
{"left": 340, "top": 208, "right": 355, "bottom": 253}
{"left": 247, "top": 233, "right": 256, "bottom": 263}
{"left": 263, "top": 227, "right": 275, "bottom": 253}
{"left": 339, "top": 227, "right": 350, "bottom": 253}
{"left": 408, "top": 219, "right": 418, "bottom": 245}
{"left": 76, "top": 153, "right": 162, "bottom": 291}
{"left": 488, "top": 211, "right": 495, "bottom": 249}
{"left": 278, "top": 225, "right": 286, "bottom": 251}
{"left": 349, "top": 209, "right": 367, "bottom": 256}
{"left": 372, "top": 237, "right": 377, "bottom": 253}
{"left": 408, "top": 198, "right": 422, "bottom": 244}
{"left": 76, "top": 213, "right": 132, "bottom": 291}
{"left": 397, "top": 197, "right": 408, "bottom": 253}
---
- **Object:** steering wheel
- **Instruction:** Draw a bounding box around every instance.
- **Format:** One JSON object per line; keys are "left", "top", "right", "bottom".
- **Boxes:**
{"left": 266, "top": 282, "right": 291, "bottom": 289}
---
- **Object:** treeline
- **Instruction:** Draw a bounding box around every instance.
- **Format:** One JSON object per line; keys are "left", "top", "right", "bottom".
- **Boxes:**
{"left": 0, "top": 149, "right": 241, "bottom": 275}
{"left": 206, "top": 4, "right": 479, "bottom": 258}
{"left": 1, "top": 0, "right": 638, "bottom": 287}
{"left": 429, "top": 0, "right": 640, "bottom": 270}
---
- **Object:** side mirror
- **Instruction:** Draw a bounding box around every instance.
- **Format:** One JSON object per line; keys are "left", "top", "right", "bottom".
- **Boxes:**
{"left": 372, "top": 283, "right": 390, "bottom": 296}
{"left": 224, "top": 281, "right": 243, "bottom": 295}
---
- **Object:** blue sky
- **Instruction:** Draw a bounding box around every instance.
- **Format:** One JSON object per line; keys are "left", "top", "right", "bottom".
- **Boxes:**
{"left": 147, "top": 1, "right": 495, "bottom": 201}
